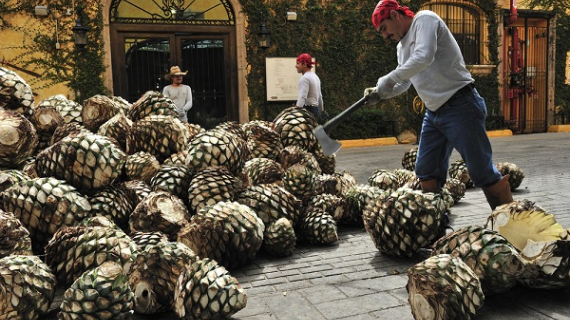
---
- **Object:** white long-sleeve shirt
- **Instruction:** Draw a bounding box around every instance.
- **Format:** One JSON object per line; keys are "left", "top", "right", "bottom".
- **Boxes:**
{"left": 162, "top": 85, "right": 193, "bottom": 122}
{"left": 378, "top": 10, "right": 474, "bottom": 111}
{"left": 296, "top": 71, "right": 324, "bottom": 112}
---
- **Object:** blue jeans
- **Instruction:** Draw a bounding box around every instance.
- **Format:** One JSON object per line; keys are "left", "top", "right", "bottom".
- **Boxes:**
{"left": 415, "top": 87, "right": 502, "bottom": 189}
{"left": 304, "top": 106, "right": 320, "bottom": 117}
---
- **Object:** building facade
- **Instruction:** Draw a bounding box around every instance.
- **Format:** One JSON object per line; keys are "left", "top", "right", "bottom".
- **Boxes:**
{"left": 0, "top": 0, "right": 558, "bottom": 132}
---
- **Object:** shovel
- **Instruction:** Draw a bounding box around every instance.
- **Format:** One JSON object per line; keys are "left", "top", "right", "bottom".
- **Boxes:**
{"left": 313, "top": 96, "right": 369, "bottom": 156}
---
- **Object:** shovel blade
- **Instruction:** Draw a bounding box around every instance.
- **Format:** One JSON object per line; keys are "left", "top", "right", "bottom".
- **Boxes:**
{"left": 313, "top": 125, "right": 342, "bottom": 156}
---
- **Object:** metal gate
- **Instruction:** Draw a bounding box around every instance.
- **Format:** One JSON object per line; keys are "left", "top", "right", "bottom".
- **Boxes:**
{"left": 502, "top": 14, "right": 550, "bottom": 133}
{"left": 121, "top": 35, "right": 230, "bottom": 128}
{"left": 123, "top": 37, "right": 170, "bottom": 101}
{"left": 179, "top": 37, "right": 229, "bottom": 127}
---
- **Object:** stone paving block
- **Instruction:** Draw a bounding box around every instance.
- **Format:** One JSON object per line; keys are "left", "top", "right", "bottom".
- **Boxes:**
{"left": 244, "top": 265, "right": 279, "bottom": 276}
{"left": 273, "top": 280, "right": 314, "bottom": 292}
{"left": 265, "top": 268, "right": 301, "bottom": 278}
{"left": 338, "top": 252, "right": 378, "bottom": 263}
{"left": 314, "top": 293, "right": 401, "bottom": 319}
{"left": 371, "top": 305, "right": 415, "bottom": 320}
{"left": 335, "top": 282, "right": 377, "bottom": 298}
{"left": 298, "top": 284, "right": 348, "bottom": 304}
{"left": 240, "top": 273, "right": 268, "bottom": 283}
{"left": 310, "top": 274, "right": 350, "bottom": 286}
{"left": 288, "top": 255, "right": 323, "bottom": 265}
{"left": 337, "top": 314, "right": 379, "bottom": 320}
{"left": 387, "top": 287, "right": 410, "bottom": 303}
{"left": 311, "top": 257, "right": 344, "bottom": 266}
{"left": 343, "top": 268, "right": 391, "bottom": 281}
{"left": 277, "top": 262, "right": 312, "bottom": 271}
{"left": 251, "top": 276, "right": 289, "bottom": 287}
{"left": 359, "top": 259, "right": 414, "bottom": 276}
{"left": 322, "top": 266, "right": 357, "bottom": 277}
{"left": 335, "top": 276, "right": 407, "bottom": 298}
{"left": 302, "top": 264, "right": 334, "bottom": 274}
{"left": 477, "top": 298, "right": 557, "bottom": 320}
{"left": 258, "top": 291, "right": 327, "bottom": 320}
{"left": 233, "top": 298, "right": 271, "bottom": 318}
{"left": 287, "top": 271, "right": 324, "bottom": 282}
{"left": 236, "top": 314, "right": 278, "bottom": 320}
{"left": 332, "top": 259, "right": 370, "bottom": 269}
{"left": 246, "top": 284, "right": 277, "bottom": 296}
{"left": 508, "top": 288, "right": 570, "bottom": 320}
{"left": 350, "top": 275, "right": 408, "bottom": 292}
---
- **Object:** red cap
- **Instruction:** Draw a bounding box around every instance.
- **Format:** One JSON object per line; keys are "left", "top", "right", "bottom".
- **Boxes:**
{"left": 372, "top": 0, "right": 414, "bottom": 29}
{"left": 296, "top": 53, "right": 313, "bottom": 68}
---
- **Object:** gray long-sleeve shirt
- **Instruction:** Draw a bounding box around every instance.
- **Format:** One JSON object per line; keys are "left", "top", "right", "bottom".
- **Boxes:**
{"left": 296, "top": 71, "right": 324, "bottom": 112}
{"left": 162, "top": 85, "right": 193, "bottom": 122}
{"left": 377, "top": 10, "right": 474, "bottom": 111}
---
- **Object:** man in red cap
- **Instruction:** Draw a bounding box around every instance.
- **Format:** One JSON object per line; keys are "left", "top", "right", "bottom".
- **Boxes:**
{"left": 364, "top": 0, "right": 512, "bottom": 210}
{"left": 295, "top": 53, "right": 324, "bottom": 117}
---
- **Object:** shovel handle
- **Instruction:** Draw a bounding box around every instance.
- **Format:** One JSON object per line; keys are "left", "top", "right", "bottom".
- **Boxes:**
{"left": 322, "top": 96, "right": 369, "bottom": 133}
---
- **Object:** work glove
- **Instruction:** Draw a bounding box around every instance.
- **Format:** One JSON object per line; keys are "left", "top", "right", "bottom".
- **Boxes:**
{"left": 363, "top": 87, "right": 381, "bottom": 105}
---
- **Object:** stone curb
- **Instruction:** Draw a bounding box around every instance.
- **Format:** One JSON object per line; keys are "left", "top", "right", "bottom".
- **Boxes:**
{"left": 339, "top": 130, "right": 514, "bottom": 149}
{"left": 486, "top": 129, "right": 513, "bottom": 137}
{"left": 547, "top": 124, "right": 570, "bottom": 132}
{"left": 338, "top": 137, "right": 398, "bottom": 149}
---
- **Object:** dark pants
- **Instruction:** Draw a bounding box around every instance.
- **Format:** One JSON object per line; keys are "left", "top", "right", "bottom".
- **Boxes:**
{"left": 304, "top": 106, "right": 319, "bottom": 117}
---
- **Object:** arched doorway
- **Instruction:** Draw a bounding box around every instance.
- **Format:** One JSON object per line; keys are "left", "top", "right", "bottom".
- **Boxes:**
{"left": 108, "top": 0, "right": 240, "bottom": 128}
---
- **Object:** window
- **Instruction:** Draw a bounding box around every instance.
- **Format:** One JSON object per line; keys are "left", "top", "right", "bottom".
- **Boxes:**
{"left": 421, "top": 1, "right": 489, "bottom": 65}
{"left": 110, "top": 0, "right": 235, "bottom": 25}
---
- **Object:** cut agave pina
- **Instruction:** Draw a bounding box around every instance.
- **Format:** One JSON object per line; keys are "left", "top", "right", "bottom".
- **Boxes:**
{"left": 407, "top": 254, "right": 484, "bottom": 320}
{"left": 432, "top": 226, "right": 525, "bottom": 294}
{"left": 174, "top": 258, "right": 247, "bottom": 319}
{"left": 431, "top": 226, "right": 525, "bottom": 294}
{"left": 59, "top": 261, "right": 134, "bottom": 320}
{"left": 485, "top": 200, "right": 564, "bottom": 251}
{"left": 0, "top": 255, "right": 56, "bottom": 320}
{"left": 363, "top": 187, "right": 446, "bottom": 257}
{"left": 518, "top": 238, "right": 570, "bottom": 289}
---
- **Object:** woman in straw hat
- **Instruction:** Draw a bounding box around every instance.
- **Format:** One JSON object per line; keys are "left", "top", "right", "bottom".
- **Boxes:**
{"left": 163, "top": 66, "right": 193, "bottom": 123}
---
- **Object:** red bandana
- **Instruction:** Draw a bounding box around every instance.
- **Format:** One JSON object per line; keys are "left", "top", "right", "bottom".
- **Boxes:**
{"left": 296, "top": 53, "right": 313, "bottom": 68}
{"left": 372, "top": 0, "right": 415, "bottom": 29}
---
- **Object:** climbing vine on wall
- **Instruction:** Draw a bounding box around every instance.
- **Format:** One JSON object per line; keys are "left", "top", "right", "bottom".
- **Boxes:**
{"left": 1, "top": 0, "right": 107, "bottom": 102}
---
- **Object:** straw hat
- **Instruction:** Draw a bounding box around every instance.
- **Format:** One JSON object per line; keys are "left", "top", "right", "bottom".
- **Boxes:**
{"left": 165, "top": 66, "right": 188, "bottom": 80}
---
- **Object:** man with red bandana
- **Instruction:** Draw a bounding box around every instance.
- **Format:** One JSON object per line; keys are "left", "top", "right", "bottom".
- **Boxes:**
{"left": 364, "top": 0, "right": 513, "bottom": 210}
{"left": 295, "top": 53, "right": 324, "bottom": 117}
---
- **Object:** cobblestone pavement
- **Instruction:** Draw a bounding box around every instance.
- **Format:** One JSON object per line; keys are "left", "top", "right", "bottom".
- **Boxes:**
{"left": 231, "top": 132, "right": 570, "bottom": 320}
{"left": 44, "top": 132, "right": 570, "bottom": 320}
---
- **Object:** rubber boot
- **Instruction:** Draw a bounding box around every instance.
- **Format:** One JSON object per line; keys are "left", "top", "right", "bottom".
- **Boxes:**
{"left": 420, "top": 179, "right": 440, "bottom": 194}
{"left": 482, "top": 174, "right": 513, "bottom": 210}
